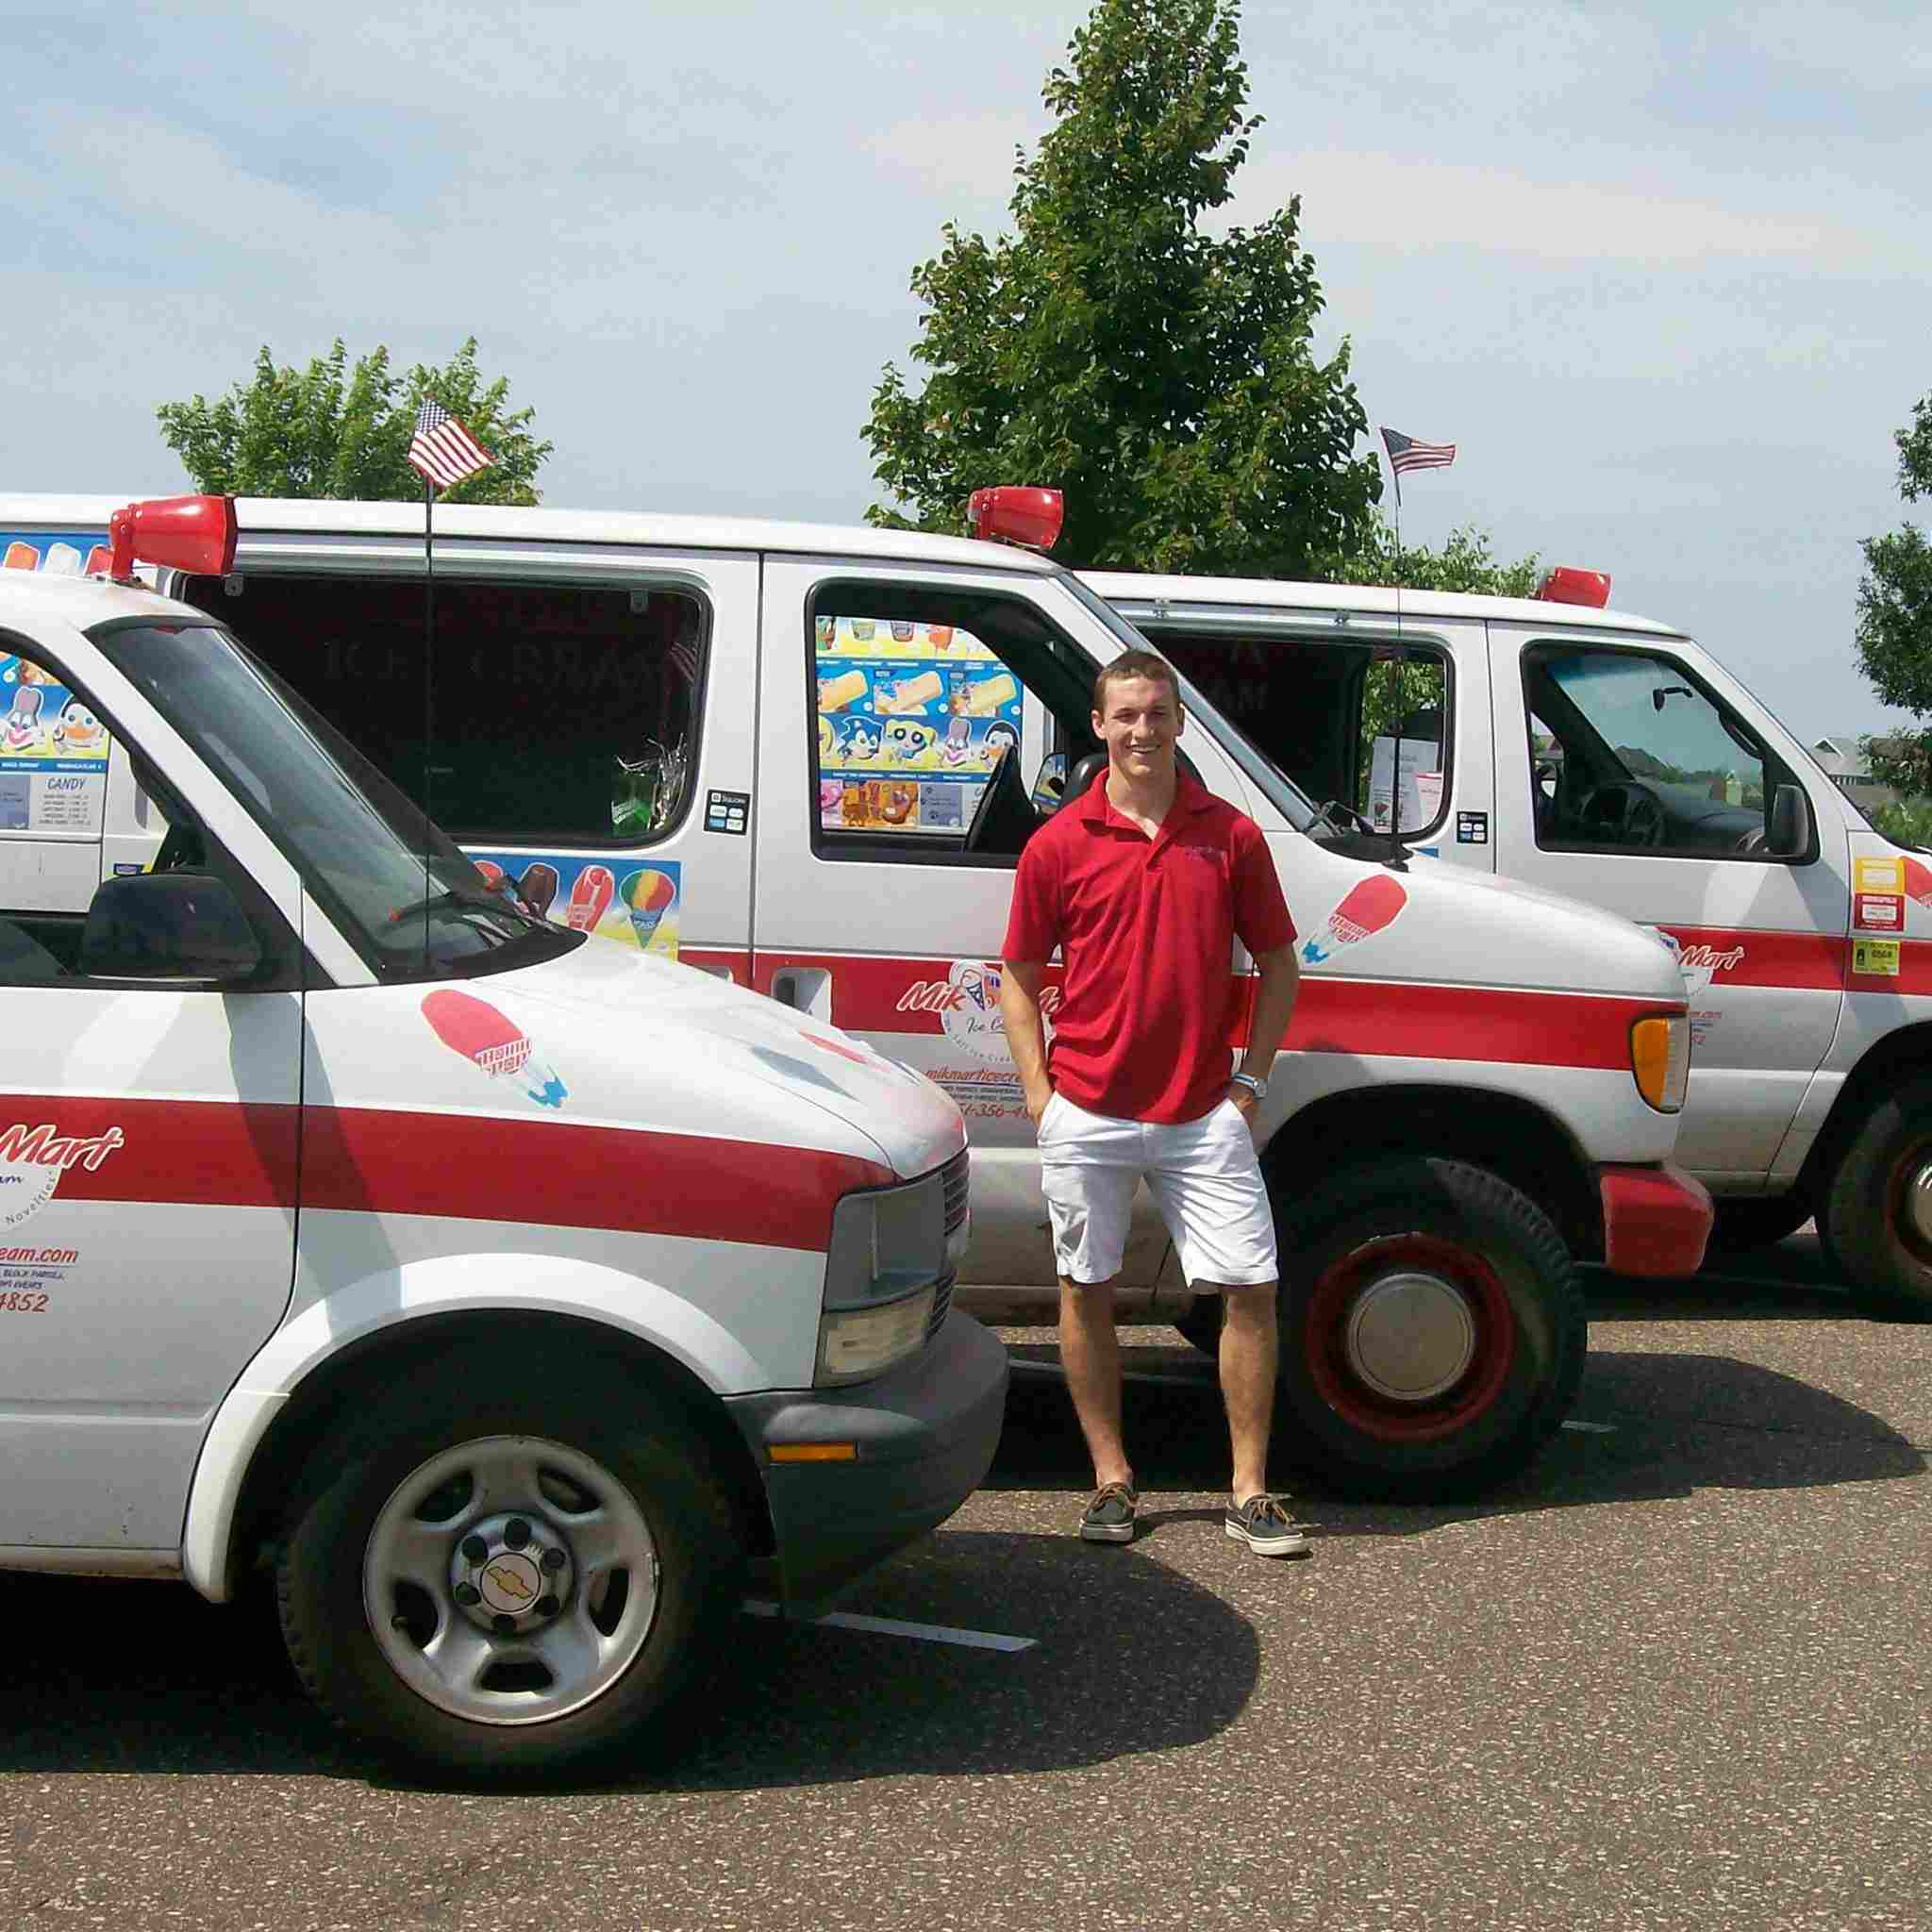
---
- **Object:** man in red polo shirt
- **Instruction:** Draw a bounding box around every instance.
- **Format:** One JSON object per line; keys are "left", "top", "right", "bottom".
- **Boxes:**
{"left": 999, "top": 649, "right": 1307, "bottom": 1557}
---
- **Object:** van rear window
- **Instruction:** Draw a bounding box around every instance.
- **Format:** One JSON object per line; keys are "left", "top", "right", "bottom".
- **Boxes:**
{"left": 175, "top": 574, "right": 706, "bottom": 846}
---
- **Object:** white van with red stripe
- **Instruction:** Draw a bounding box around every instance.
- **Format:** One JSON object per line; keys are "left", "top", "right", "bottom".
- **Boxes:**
{"left": 0, "top": 520, "right": 1002, "bottom": 1779}
{"left": 1082, "top": 562, "right": 1932, "bottom": 1312}
{"left": 1, "top": 493, "right": 1707, "bottom": 1526}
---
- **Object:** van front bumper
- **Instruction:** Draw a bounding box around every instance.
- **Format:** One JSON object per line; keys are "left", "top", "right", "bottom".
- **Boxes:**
{"left": 1598, "top": 1161, "right": 1714, "bottom": 1277}
{"left": 724, "top": 1307, "right": 1008, "bottom": 1604}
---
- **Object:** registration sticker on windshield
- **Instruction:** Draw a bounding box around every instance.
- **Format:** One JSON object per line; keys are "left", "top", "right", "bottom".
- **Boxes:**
{"left": 1852, "top": 938, "right": 1901, "bottom": 978}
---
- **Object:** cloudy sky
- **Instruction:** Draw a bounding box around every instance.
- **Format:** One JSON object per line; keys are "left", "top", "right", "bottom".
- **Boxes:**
{"left": 7, "top": 0, "right": 1926, "bottom": 737}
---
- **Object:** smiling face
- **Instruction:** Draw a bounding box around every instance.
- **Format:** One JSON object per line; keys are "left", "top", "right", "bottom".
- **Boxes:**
{"left": 1091, "top": 674, "right": 1182, "bottom": 787}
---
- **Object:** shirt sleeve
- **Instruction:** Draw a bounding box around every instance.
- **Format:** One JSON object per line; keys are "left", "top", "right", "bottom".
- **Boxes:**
{"left": 1002, "top": 831, "right": 1064, "bottom": 963}
{"left": 1229, "top": 816, "right": 1296, "bottom": 954}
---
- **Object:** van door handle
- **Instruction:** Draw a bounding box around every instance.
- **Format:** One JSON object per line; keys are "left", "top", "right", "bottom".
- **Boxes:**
{"left": 769, "top": 967, "right": 832, "bottom": 1020}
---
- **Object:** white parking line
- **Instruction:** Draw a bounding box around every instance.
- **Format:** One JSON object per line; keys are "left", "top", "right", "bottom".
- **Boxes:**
{"left": 742, "top": 1600, "right": 1037, "bottom": 1652}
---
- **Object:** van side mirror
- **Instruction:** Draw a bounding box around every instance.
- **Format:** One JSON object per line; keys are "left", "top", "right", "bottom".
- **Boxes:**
{"left": 80, "top": 872, "right": 264, "bottom": 983}
{"left": 1767, "top": 782, "right": 1810, "bottom": 859}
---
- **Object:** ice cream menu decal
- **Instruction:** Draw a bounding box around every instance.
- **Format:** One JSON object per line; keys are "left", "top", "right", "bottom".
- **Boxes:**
{"left": 815, "top": 616, "right": 1025, "bottom": 835}
{"left": 0, "top": 652, "right": 110, "bottom": 837}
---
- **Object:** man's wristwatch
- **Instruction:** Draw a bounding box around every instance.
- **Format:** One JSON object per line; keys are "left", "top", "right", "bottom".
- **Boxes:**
{"left": 1230, "top": 1071, "right": 1268, "bottom": 1101}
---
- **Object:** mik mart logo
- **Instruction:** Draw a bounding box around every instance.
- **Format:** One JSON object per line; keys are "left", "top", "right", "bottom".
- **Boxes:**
{"left": 896, "top": 961, "right": 1059, "bottom": 1066}
{"left": 0, "top": 1122, "right": 125, "bottom": 1230}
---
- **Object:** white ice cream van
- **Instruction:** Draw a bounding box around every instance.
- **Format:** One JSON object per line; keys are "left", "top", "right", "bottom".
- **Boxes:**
{"left": 1080, "top": 565, "right": 1932, "bottom": 1313}
{"left": 0, "top": 512, "right": 1003, "bottom": 1779}
{"left": 0, "top": 494, "right": 1707, "bottom": 1551}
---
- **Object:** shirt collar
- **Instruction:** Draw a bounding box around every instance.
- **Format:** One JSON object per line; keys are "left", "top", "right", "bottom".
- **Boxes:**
{"left": 1079, "top": 769, "right": 1215, "bottom": 832}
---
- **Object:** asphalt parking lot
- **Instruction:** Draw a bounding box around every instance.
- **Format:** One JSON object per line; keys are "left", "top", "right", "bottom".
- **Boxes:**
{"left": 3, "top": 1235, "right": 1928, "bottom": 1931}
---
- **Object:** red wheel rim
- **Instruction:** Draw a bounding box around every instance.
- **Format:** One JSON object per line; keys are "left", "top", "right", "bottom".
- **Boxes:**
{"left": 1303, "top": 1233, "right": 1518, "bottom": 1442}
{"left": 1881, "top": 1136, "right": 1932, "bottom": 1270}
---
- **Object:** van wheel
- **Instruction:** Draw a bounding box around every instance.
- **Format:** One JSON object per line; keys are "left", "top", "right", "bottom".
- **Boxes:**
{"left": 1274, "top": 1158, "right": 1586, "bottom": 1500}
{"left": 1821, "top": 1078, "right": 1932, "bottom": 1317}
{"left": 276, "top": 1356, "right": 741, "bottom": 1781}
{"left": 1707, "top": 1190, "right": 1811, "bottom": 1254}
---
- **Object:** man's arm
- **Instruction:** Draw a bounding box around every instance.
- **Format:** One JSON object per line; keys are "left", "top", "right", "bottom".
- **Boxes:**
{"left": 1000, "top": 958, "right": 1055, "bottom": 1125}
{"left": 1230, "top": 943, "right": 1299, "bottom": 1126}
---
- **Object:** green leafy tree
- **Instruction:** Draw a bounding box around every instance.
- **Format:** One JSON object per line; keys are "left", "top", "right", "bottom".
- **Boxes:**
{"left": 865, "top": 0, "right": 1379, "bottom": 575}
{"left": 1329, "top": 516, "right": 1541, "bottom": 597}
{"left": 1856, "top": 394, "right": 1932, "bottom": 796}
{"left": 157, "top": 338, "right": 552, "bottom": 505}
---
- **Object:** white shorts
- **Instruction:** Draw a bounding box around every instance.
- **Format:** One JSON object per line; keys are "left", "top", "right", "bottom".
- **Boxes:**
{"left": 1037, "top": 1091, "right": 1279, "bottom": 1290}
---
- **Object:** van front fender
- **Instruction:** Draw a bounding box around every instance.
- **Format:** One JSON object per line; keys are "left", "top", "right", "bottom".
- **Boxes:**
{"left": 182, "top": 1248, "right": 815, "bottom": 1601}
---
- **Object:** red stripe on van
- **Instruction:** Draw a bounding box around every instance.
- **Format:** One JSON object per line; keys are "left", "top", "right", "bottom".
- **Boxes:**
{"left": 300, "top": 1108, "right": 891, "bottom": 1249}
{"left": 0, "top": 1094, "right": 299, "bottom": 1207}
{"left": 1654, "top": 926, "right": 1845, "bottom": 992}
{"left": 752, "top": 953, "right": 1675, "bottom": 1071}
{"left": 0, "top": 1091, "right": 889, "bottom": 1248}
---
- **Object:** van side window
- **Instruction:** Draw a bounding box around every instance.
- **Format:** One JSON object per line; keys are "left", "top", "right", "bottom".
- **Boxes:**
{"left": 176, "top": 575, "right": 707, "bottom": 845}
{"left": 1145, "top": 629, "right": 1449, "bottom": 834}
{"left": 807, "top": 586, "right": 1098, "bottom": 865}
{"left": 1523, "top": 644, "right": 1788, "bottom": 858}
{"left": 0, "top": 642, "right": 279, "bottom": 987}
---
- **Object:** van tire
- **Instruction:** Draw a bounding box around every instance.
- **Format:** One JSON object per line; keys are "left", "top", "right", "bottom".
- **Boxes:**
{"left": 1707, "top": 1190, "right": 1812, "bottom": 1255}
{"left": 1821, "top": 1078, "right": 1932, "bottom": 1318}
{"left": 1274, "top": 1158, "right": 1586, "bottom": 1500}
{"left": 276, "top": 1353, "right": 741, "bottom": 1781}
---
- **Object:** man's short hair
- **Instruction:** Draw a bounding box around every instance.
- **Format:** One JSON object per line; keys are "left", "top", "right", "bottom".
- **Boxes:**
{"left": 1092, "top": 649, "right": 1182, "bottom": 716}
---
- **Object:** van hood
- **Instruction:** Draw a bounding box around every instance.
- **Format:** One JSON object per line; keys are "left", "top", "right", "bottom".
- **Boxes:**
{"left": 481, "top": 938, "right": 965, "bottom": 1180}
{"left": 1289, "top": 843, "right": 1685, "bottom": 1001}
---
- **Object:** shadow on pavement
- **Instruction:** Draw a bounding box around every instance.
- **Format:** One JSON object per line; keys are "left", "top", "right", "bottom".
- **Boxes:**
{"left": 991, "top": 1329, "right": 1925, "bottom": 1522}
{"left": 0, "top": 1530, "right": 1259, "bottom": 1790}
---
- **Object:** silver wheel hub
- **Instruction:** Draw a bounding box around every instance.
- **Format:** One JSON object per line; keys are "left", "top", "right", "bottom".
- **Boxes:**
{"left": 1906, "top": 1161, "right": 1932, "bottom": 1247}
{"left": 1345, "top": 1270, "right": 1478, "bottom": 1403}
{"left": 362, "top": 1434, "right": 660, "bottom": 1727}
{"left": 449, "top": 1510, "right": 575, "bottom": 1636}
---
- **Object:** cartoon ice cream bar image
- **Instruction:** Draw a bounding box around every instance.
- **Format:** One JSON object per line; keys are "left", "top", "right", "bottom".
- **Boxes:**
{"left": 965, "top": 673, "right": 1018, "bottom": 717}
{"left": 1301, "top": 874, "right": 1407, "bottom": 965}
{"left": 3, "top": 543, "right": 37, "bottom": 572}
{"left": 619, "top": 867, "right": 677, "bottom": 948}
{"left": 82, "top": 545, "right": 110, "bottom": 576}
{"left": 1902, "top": 857, "right": 1932, "bottom": 909}
{"left": 941, "top": 716, "right": 974, "bottom": 766}
{"left": 880, "top": 782, "right": 917, "bottom": 824}
{"left": 818, "top": 668, "right": 869, "bottom": 712}
{"left": 927, "top": 625, "right": 955, "bottom": 649}
{"left": 890, "top": 620, "right": 916, "bottom": 643}
{"left": 817, "top": 712, "right": 837, "bottom": 761}
{"left": 473, "top": 859, "right": 505, "bottom": 887}
{"left": 566, "top": 863, "right": 616, "bottom": 933}
{"left": 421, "top": 988, "right": 568, "bottom": 1109}
{"left": 840, "top": 716, "right": 882, "bottom": 761}
{"left": 981, "top": 719, "right": 1019, "bottom": 768}
{"left": 849, "top": 617, "right": 875, "bottom": 641}
{"left": 815, "top": 615, "right": 838, "bottom": 647}
{"left": 883, "top": 717, "right": 939, "bottom": 767}
{"left": 517, "top": 861, "right": 560, "bottom": 919}
{"left": 5, "top": 684, "right": 44, "bottom": 751}
{"left": 52, "top": 699, "right": 105, "bottom": 753}
{"left": 42, "top": 542, "right": 82, "bottom": 576}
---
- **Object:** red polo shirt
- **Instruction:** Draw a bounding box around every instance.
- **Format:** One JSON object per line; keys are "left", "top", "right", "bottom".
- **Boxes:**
{"left": 1002, "top": 774, "right": 1296, "bottom": 1124}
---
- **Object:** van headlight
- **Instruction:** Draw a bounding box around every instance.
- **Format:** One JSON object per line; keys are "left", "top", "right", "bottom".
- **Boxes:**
{"left": 1631, "top": 1014, "right": 1690, "bottom": 1113}
{"left": 817, "top": 1173, "right": 948, "bottom": 1386}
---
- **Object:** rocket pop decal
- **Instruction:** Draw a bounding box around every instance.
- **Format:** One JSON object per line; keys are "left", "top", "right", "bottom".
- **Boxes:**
{"left": 420, "top": 989, "right": 568, "bottom": 1108}
{"left": 1902, "top": 857, "right": 1932, "bottom": 909}
{"left": 619, "top": 868, "right": 676, "bottom": 948}
{"left": 1302, "top": 874, "right": 1407, "bottom": 964}
{"left": 565, "top": 864, "right": 616, "bottom": 933}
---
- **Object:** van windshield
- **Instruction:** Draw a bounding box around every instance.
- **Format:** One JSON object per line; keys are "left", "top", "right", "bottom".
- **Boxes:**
{"left": 1054, "top": 572, "right": 1319, "bottom": 832}
{"left": 90, "top": 620, "right": 575, "bottom": 983}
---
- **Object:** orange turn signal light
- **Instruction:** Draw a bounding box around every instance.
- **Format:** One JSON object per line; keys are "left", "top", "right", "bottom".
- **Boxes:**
{"left": 768, "top": 1442, "right": 859, "bottom": 1464}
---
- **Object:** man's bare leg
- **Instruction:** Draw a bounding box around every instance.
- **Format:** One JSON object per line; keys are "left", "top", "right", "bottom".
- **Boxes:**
{"left": 1059, "top": 1275, "right": 1132, "bottom": 1488}
{"left": 1216, "top": 1282, "right": 1279, "bottom": 1503}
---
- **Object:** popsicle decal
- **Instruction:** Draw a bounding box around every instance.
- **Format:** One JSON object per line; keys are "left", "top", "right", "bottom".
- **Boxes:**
{"left": 421, "top": 990, "right": 568, "bottom": 1109}
{"left": 1301, "top": 875, "right": 1407, "bottom": 964}
{"left": 565, "top": 864, "right": 616, "bottom": 934}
